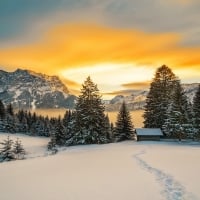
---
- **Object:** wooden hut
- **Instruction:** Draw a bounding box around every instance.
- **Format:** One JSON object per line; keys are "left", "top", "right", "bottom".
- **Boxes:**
{"left": 135, "top": 128, "right": 163, "bottom": 141}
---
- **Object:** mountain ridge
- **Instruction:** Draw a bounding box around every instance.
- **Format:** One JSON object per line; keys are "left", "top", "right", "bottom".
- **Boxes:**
{"left": 105, "top": 83, "right": 199, "bottom": 111}
{"left": 0, "top": 68, "right": 199, "bottom": 111}
{"left": 0, "top": 68, "right": 76, "bottom": 109}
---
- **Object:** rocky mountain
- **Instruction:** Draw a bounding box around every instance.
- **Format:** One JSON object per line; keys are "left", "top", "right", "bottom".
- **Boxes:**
{"left": 182, "top": 83, "right": 200, "bottom": 103}
{"left": 105, "top": 83, "right": 199, "bottom": 111}
{"left": 105, "top": 90, "right": 148, "bottom": 111}
{"left": 0, "top": 69, "right": 76, "bottom": 109}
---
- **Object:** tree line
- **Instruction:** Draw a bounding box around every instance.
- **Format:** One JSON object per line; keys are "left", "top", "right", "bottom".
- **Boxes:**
{"left": 144, "top": 65, "right": 200, "bottom": 141}
{"left": 0, "top": 76, "right": 134, "bottom": 155}
{"left": 0, "top": 65, "right": 200, "bottom": 156}
{"left": 47, "top": 77, "right": 134, "bottom": 153}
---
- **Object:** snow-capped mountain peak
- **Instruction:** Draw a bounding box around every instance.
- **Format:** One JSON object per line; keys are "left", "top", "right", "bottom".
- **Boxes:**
{"left": 0, "top": 69, "right": 76, "bottom": 109}
{"left": 105, "top": 83, "right": 199, "bottom": 111}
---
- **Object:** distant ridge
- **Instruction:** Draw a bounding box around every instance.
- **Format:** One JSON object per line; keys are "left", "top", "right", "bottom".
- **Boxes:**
{"left": 105, "top": 83, "right": 199, "bottom": 111}
{"left": 0, "top": 68, "right": 76, "bottom": 109}
{"left": 0, "top": 68, "right": 198, "bottom": 111}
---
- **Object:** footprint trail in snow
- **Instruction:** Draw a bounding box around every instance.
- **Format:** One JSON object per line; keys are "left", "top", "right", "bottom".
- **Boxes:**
{"left": 134, "top": 150, "right": 197, "bottom": 200}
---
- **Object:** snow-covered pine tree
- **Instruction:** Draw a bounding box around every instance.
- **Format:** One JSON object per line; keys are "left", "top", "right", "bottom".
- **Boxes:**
{"left": 110, "top": 122, "right": 115, "bottom": 142}
{"left": 33, "top": 116, "right": 45, "bottom": 136}
{"left": 13, "top": 138, "right": 26, "bottom": 159}
{"left": 193, "top": 84, "right": 200, "bottom": 139}
{"left": 162, "top": 81, "right": 193, "bottom": 140}
{"left": 63, "top": 110, "right": 72, "bottom": 127}
{"left": 54, "top": 116, "right": 66, "bottom": 146}
{"left": 0, "top": 100, "right": 6, "bottom": 120}
{"left": 0, "top": 100, "right": 6, "bottom": 132}
{"left": 43, "top": 116, "right": 51, "bottom": 137}
{"left": 20, "top": 115, "right": 29, "bottom": 134}
{"left": 5, "top": 114, "right": 17, "bottom": 133}
{"left": 6, "top": 103, "right": 14, "bottom": 116}
{"left": 144, "top": 65, "right": 178, "bottom": 129}
{"left": 0, "top": 136, "right": 15, "bottom": 162}
{"left": 62, "top": 109, "right": 73, "bottom": 140}
{"left": 17, "top": 110, "right": 29, "bottom": 134}
{"left": 115, "top": 101, "right": 134, "bottom": 142}
{"left": 5, "top": 103, "right": 17, "bottom": 133}
{"left": 105, "top": 114, "right": 112, "bottom": 142}
{"left": 65, "top": 111, "right": 76, "bottom": 144}
{"left": 66, "top": 76, "right": 109, "bottom": 145}
{"left": 29, "top": 113, "right": 47, "bottom": 136}
{"left": 26, "top": 111, "right": 33, "bottom": 132}
{"left": 47, "top": 132, "right": 57, "bottom": 154}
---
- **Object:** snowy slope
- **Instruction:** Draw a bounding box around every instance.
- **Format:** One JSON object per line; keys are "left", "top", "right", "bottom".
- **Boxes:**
{"left": 0, "top": 133, "right": 49, "bottom": 158}
{"left": 0, "top": 134, "right": 200, "bottom": 200}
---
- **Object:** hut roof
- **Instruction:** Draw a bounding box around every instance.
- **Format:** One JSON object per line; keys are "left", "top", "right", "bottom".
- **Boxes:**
{"left": 135, "top": 128, "right": 163, "bottom": 136}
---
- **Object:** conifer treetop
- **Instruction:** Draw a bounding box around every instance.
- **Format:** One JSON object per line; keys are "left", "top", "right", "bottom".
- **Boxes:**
{"left": 153, "top": 65, "right": 178, "bottom": 83}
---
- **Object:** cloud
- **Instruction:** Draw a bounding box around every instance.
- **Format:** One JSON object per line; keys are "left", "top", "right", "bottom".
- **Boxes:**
{"left": 165, "top": 0, "right": 196, "bottom": 5}
{"left": 61, "top": 78, "right": 81, "bottom": 89}
{"left": 122, "top": 82, "right": 151, "bottom": 90}
{"left": 61, "top": 78, "right": 81, "bottom": 95}
{"left": 0, "top": 1, "right": 86, "bottom": 47}
{"left": 103, "top": 90, "right": 138, "bottom": 96}
{"left": 0, "top": 0, "right": 200, "bottom": 48}
{"left": 103, "top": 81, "right": 151, "bottom": 96}
{"left": 103, "top": 87, "right": 150, "bottom": 97}
{"left": 0, "top": 23, "right": 199, "bottom": 76}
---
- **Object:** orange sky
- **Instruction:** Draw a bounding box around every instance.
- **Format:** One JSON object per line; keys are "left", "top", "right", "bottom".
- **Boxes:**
{"left": 0, "top": 1, "right": 200, "bottom": 99}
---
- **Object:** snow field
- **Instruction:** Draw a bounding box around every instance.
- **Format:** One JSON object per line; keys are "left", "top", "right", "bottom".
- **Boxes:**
{"left": 0, "top": 134, "right": 200, "bottom": 200}
{"left": 140, "top": 142, "right": 200, "bottom": 199}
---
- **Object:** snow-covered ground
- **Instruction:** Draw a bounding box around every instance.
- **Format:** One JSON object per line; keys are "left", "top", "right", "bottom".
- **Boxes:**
{"left": 0, "top": 133, "right": 200, "bottom": 200}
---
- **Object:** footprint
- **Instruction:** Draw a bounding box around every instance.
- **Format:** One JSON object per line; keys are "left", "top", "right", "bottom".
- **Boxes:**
{"left": 134, "top": 151, "right": 197, "bottom": 200}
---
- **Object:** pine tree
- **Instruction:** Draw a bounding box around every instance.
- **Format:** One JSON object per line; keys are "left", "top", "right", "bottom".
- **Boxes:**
{"left": 5, "top": 114, "right": 17, "bottom": 133}
{"left": 110, "top": 122, "right": 115, "bottom": 142}
{"left": 115, "top": 101, "right": 134, "bottom": 142}
{"left": 105, "top": 114, "right": 112, "bottom": 142}
{"left": 65, "top": 111, "right": 76, "bottom": 144}
{"left": 54, "top": 117, "right": 66, "bottom": 146}
{"left": 0, "top": 136, "right": 15, "bottom": 162}
{"left": 62, "top": 109, "right": 73, "bottom": 140}
{"left": 144, "top": 65, "right": 178, "bottom": 129}
{"left": 0, "top": 100, "right": 6, "bottom": 132}
{"left": 4, "top": 103, "right": 17, "bottom": 133}
{"left": 66, "top": 76, "right": 109, "bottom": 145}
{"left": 20, "top": 116, "right": 29, "bottom": 134}
{"left": 17, "top": 110, "right": 28, "bottom": 134}
{"left": 47, "top": 132, "right": 57, "bottom": 154}
{"left": 0, "top": 100, "right": 6, "bottom": 120}
{"left": 13, "top": 138, "right": 26, "bottom": 159}
{"left": 63, "top": 110, "right": 72, "bottom": 127}
{"left": 162, "top": 81, "right": 193, "bottom": 141}
{"left": 32, "top": 116, "right": 45, "bottom": 136}
{"left": 6, "top": 103, "right": 14, "bottom": 116}
{"left": 26, "top": 111, "right": 33, "bottom": 132}
{"left": 193, "top": 84, "right": 200, "bottom": 139}
{"left": 43, "top": 116, "right": 51, "bottom": 137}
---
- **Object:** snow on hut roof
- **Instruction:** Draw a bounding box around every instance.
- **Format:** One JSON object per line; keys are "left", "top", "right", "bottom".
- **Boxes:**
{"left": 135, "top": 128, "right": 163, "bottom": 136}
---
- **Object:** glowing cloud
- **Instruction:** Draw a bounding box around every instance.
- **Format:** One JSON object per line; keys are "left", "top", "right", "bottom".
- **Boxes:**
{"left": 1, "top": 23, "right": 199, "bottom": 74}
{"left": 122, "top": 82, "right": 151, "bottom": 90}
{"left": 0, "top": 23, "right": 199, "bottom": 98}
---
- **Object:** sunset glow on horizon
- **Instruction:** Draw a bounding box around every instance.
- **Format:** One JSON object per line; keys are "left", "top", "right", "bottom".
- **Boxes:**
{"left": 0, "top": 0, "right": 199, "bottom": 99}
